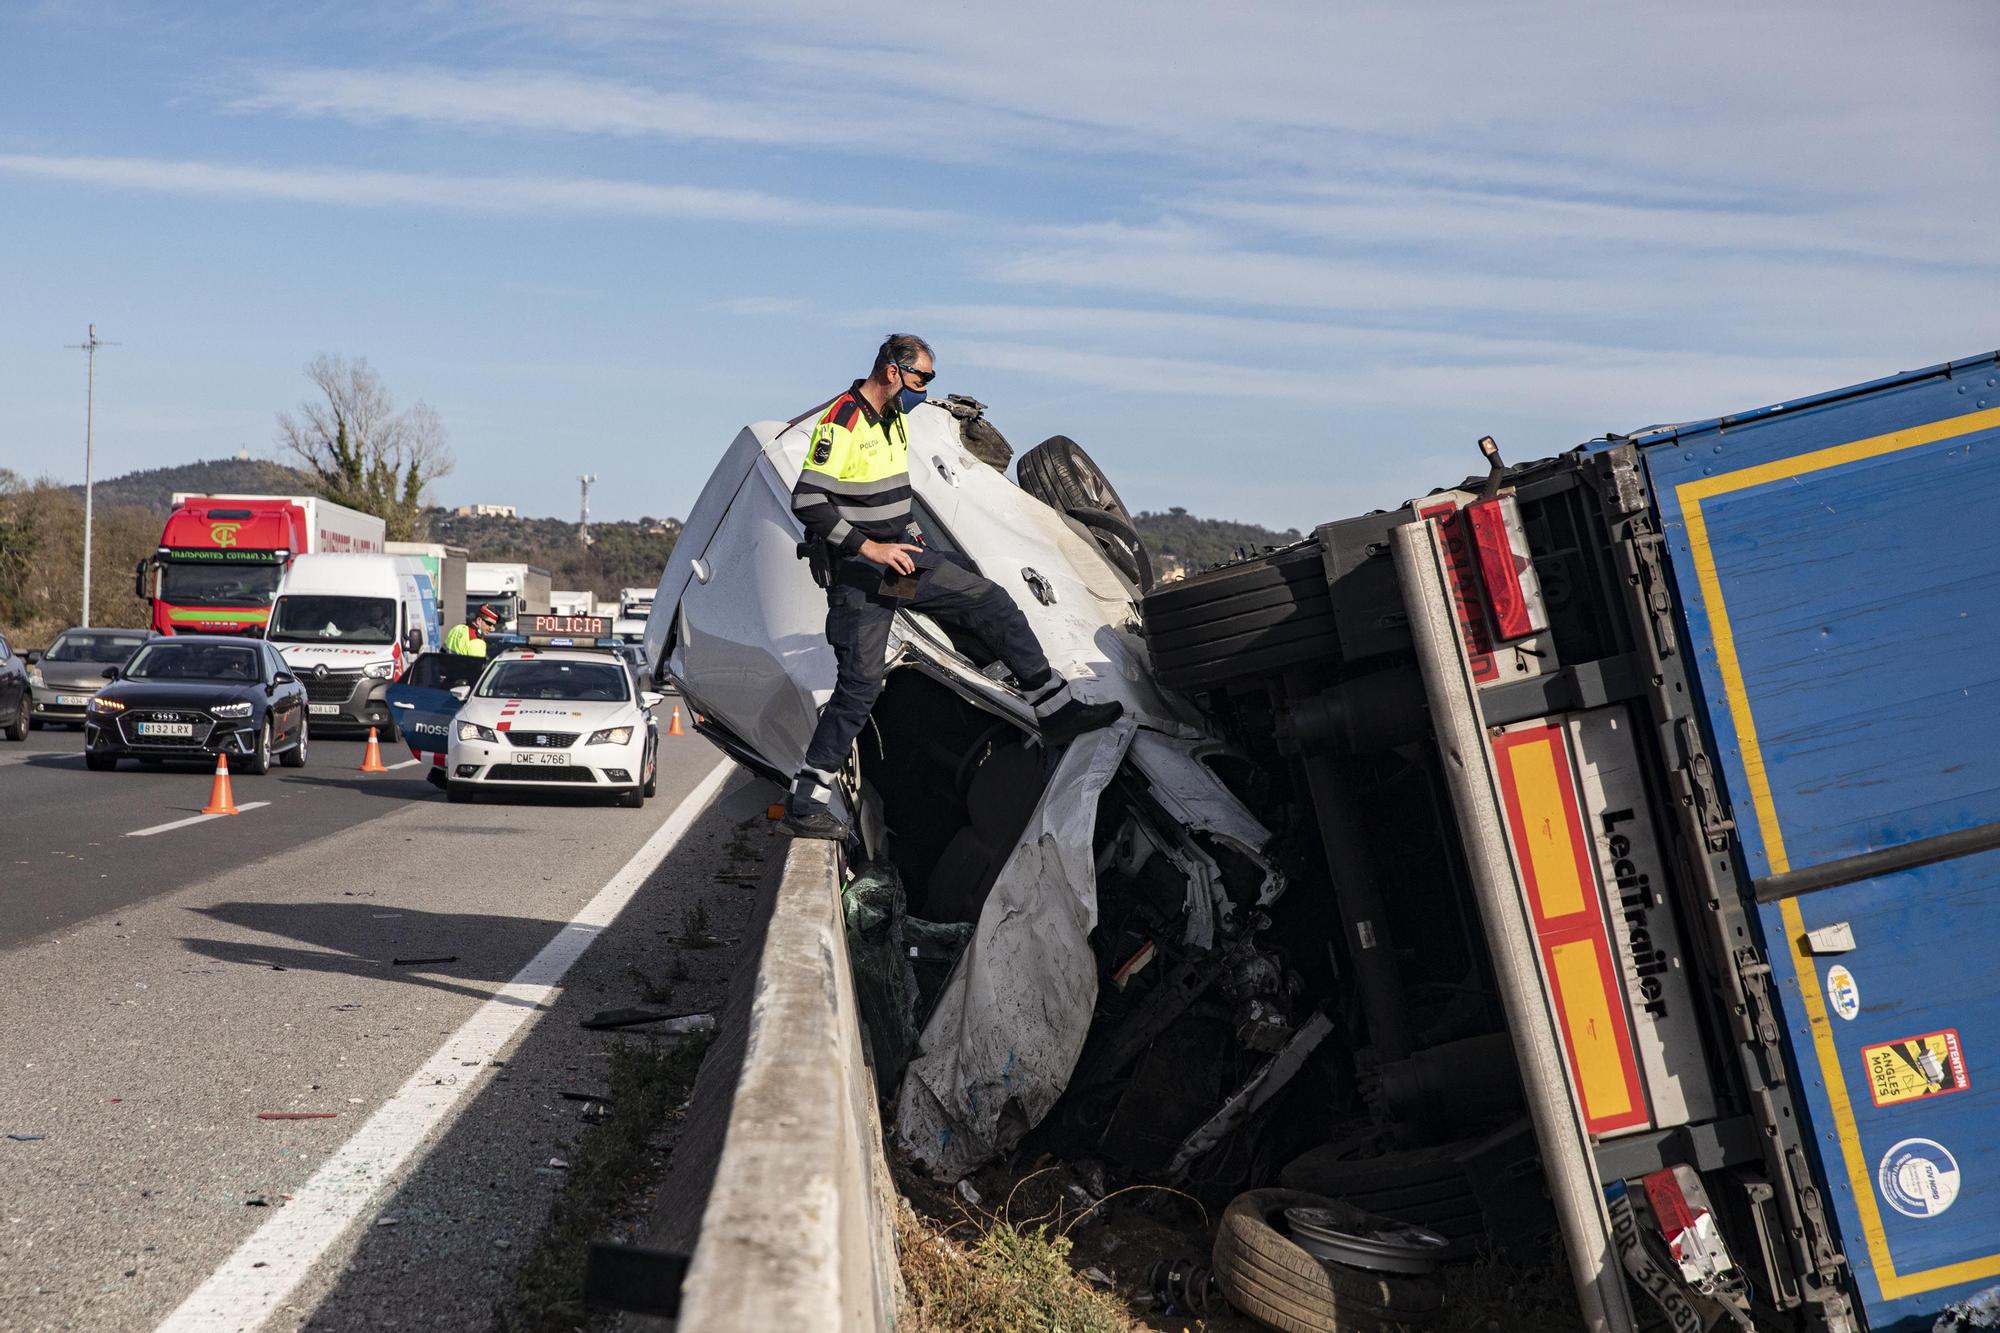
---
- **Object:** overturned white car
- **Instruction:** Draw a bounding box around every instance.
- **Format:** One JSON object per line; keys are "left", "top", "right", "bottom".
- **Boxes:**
{"left": 644, "top": 399, "right": 1294, "bottom": 1179}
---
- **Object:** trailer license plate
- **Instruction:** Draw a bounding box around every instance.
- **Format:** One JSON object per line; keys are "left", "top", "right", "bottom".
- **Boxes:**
{"left": 308, "top": 704, "right": 341, "bottom": 716}
{"left": 56, "top": 695, "right": 92, "bottom": 706}
{"left": 517, "top": 751, "right": 568, "bottom": 767}
{"left": 136, "top": 722, "right": 193, "bottom": 737}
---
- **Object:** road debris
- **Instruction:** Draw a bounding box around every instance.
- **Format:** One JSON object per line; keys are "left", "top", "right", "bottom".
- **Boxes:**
{"left": 579, "top": 1007, "right": 716, "bottom": 1034}
{"left": 256, "top": 1111, "right": 337, "bottom": 1120}
{"left": 390, "top": 955, "right": 458, "bottom": 967}
{"left": 8, "top": 1133, "right": 46, "bottom": 1142}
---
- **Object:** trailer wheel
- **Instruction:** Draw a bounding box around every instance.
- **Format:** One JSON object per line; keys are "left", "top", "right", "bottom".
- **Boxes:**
{"left": 1139, "top": 542, "right": 1341, "bottom": 691}
{"left": 1212, "top": 1188, "right": 1442, "bottom": 1332}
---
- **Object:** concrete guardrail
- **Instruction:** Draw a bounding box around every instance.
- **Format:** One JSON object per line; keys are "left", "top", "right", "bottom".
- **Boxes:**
{"left": 677, "top": 837, "right": 902, "bottom": 1331}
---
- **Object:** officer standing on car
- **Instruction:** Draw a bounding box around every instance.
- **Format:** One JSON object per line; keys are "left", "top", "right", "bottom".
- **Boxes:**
{"left": 781, "top": 334, "right": 1123, "bottom": 840}
{"left": 445, "top": 604, "right": 499, "bottom": 658}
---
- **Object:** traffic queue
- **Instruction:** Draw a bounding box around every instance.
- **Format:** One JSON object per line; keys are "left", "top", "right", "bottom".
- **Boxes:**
{"left": 0, "top": 544, "right": 669, "bottom": 811}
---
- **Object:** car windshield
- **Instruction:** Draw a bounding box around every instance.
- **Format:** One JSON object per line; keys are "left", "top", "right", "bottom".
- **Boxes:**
{"left": 268, "top": 595, "right": 397, "bottom": 644}
{"left": 45, "top": 632, "right": 148, "bottom": 663}
{"left": 123, "top": 643, "right": 262, "bottom": 682}
{"left": 476, "top": 659, "right": 628, "bottom": 702}
{"left": 159, "top": 560, "right": 283, "bottom": 607}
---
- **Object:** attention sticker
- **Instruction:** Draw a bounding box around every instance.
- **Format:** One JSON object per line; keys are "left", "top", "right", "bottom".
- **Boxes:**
{"left": 1863, "top": 1030, "right": 1968, "bottom": 1108}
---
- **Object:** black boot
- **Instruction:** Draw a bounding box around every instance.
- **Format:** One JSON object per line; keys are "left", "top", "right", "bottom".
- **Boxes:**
{"left": 780, "top": 795, "right": 850, "bottom": 841}
{"left": 1039, "top": 697, "right": 1125, "bottom": 748}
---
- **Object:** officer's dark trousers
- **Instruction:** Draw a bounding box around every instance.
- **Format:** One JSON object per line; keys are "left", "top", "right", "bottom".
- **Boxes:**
{"left": 801, "top": 553, "right": 1052, "bottom": 776}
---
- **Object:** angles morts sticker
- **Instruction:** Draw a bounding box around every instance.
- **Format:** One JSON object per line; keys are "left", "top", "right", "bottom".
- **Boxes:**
{"left": 1863, "top": 1029, "right": 1968, "bottom": 1108}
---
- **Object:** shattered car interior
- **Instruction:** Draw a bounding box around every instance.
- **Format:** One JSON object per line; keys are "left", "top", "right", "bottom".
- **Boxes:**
{"left": 649, "top": 393, "right": 1824, "bottom": 1330}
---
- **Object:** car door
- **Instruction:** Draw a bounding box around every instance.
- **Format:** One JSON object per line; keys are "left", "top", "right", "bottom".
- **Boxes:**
{"left": 262, "top": 643, "right": 299, "bottom": 744}
{"left": 0, "top": 636, "right": 21, "bottom": 717}
{"left": 385, "top": 652, "right": 483, "bottom": 758}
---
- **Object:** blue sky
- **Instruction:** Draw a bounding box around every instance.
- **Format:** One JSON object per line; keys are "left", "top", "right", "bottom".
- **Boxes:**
{"left": 2, "top": 1, "right": 1995, "bottom": 528}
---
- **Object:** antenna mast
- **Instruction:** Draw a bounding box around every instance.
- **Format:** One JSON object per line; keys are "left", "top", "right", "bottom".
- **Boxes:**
{"left": 64, "top": 324, "right": 119, "bottom": 626}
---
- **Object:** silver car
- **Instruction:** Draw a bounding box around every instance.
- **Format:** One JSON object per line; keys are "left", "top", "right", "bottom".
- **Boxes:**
{"left": 24, "top": 627, "right": 149, "bottom": 729}
{"left": 645, "top": 401, "right": 1291, "bottom": 1179}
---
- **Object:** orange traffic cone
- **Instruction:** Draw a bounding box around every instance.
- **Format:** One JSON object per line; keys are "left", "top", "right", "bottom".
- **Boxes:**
{"left": 201, "top": 753, "right": 239, "bottom": 816}
{"left": 359, "top": 726, "right": 389, "bottom": 773}
{"left": 667, "top": 706, "right": 685, "bottom": 737}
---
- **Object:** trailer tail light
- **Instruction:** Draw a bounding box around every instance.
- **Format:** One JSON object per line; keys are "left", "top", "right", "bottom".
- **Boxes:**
{"left": 1465, "top": 496, "right": 1548, "bottom": 641}
{"left": 1491, "top": 723, "right": 1649, "bottom": 1135}
{"left": 1417, "top": 501, "right": 1498, "bottom": 682}
{"left": 1641, "top": 1166, "right": 1738, "bottom": 1292}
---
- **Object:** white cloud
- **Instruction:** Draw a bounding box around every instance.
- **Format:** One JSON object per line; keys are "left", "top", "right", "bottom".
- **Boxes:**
{"left": 0, "top": 153, "right": 951, "bottom": 227}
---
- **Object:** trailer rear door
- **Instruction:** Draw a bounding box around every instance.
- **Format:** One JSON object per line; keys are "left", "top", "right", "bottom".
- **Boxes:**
{"left": 1645, "top": 355, "right": 2000, "bottom": 1329}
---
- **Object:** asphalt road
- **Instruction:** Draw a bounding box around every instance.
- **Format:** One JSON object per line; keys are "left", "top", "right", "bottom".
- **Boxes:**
{"left": 0, "top": 718, "right": 769, "bottom": 1332}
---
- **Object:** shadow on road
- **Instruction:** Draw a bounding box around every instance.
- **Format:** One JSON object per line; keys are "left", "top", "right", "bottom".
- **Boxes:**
{"left": 180, "top": 899, "right": 582, "bottom": 1004}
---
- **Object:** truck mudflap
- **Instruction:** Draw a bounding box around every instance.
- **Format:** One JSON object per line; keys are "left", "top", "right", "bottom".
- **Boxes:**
{"left": 1393, "top": 515, "right": 1639, "bottom": 1333}
{"left": 1643, "top": 360, "right": 2000, "bottom": 1330}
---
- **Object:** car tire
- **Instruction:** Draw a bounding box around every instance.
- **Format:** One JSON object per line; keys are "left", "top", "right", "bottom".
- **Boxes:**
{"left": 642, "top": 740, "right": 659, "bottom": 797}
{"left": 446, "top": 780, "right": 475, "bottom": 804}
{"left": 280, "top": 718, "right": 309, "bottom": 768}
{"left": 86, "top": 749, "right": 119, "bottom": 771}
{"left": 2, "top": 703, "right": 25, "bottom": 742}
{"left": 1211, "top": 1188, "right": 1443, "bottom": 1332}
{"left": 1016, "top": 435, "right": 1155, "bottom": 585}
{"left": 1139, "top": 541, "right": 1342, "bottom": 692}
{"left": 616, "top": 785, "right": 645, "bottom": 809}
{"left": 240, "top": 720, "right": 272, "bottom": 776}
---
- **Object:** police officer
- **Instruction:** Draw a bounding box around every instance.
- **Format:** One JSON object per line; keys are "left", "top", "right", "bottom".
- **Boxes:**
{"left": 782, "top": 334, "right": 1123, "bottom": 839}
{"left": 446, "top": 604, "right": 499, "bottom": 657}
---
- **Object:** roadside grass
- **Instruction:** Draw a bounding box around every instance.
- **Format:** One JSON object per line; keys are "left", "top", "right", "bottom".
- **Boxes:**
{"left": 896, "top": 1199, "right": 1139, "bottom": 1333}
{"left": 493, "top": 1032, "right": 712, "bottom": 1333}
{"left": 1436, "top": 1243, "right": 1591, "bottom": 1333}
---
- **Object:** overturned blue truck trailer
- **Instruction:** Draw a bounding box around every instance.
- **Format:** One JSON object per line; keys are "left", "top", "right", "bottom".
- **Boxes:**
{"left": 1142, "top": 351, "right": 2000, "bottom": 1332}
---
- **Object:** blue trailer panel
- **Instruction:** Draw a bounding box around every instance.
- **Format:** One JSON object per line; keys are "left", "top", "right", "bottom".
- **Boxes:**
{"left": 1643, "top": 355, "right": 2000, "bottom": 1329}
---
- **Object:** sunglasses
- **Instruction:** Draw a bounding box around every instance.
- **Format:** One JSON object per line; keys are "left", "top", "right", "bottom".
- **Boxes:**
{"left": 896, "top": 363, "right": 935, "bottom": 388}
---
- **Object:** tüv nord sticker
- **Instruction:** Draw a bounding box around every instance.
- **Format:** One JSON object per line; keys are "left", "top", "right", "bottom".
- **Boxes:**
{"left": 1878, "top": 1138, "right": 1960, "bottom": 1219}
{"left": 1825, "top": 965, "right": 1860, "bottom": 1021}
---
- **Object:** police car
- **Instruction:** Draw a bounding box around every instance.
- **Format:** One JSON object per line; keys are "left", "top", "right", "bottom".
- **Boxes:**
{"left": 420, "top": 617, "right": 662, "bottom": 806}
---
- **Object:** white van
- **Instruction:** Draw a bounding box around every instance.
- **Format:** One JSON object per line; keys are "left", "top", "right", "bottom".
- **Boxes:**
{"left": 264, "top": 553, "right": 441, "bottom": 735}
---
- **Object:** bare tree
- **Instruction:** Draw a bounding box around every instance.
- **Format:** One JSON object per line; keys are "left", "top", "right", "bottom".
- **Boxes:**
{"left": 276, "top": 354, "right": 453, "bottom": 541}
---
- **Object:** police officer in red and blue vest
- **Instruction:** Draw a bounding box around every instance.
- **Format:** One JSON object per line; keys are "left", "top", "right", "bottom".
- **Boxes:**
{"left": 782, "top": 334, "right": 1123, "bottom": 839}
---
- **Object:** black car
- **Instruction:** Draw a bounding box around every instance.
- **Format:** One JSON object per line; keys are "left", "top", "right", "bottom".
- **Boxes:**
{"left": 22, "top": 626, "right": 148, "bottom": 728}
{"left": 84, "top": 637, "right": 309, "bottom": 773}
{"left": 0, "top": 632, "right": 27, "bottom": 742}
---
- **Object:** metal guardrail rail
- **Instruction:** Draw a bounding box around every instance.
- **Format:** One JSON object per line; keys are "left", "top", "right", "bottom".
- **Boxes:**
{"left": 676, "top": 838, "right": 902, "bottom": 1331}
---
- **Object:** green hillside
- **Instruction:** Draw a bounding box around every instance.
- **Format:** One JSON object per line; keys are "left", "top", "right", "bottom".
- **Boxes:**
{"left": 1132, "top": 507, "right": 1303, "bottom": 578}
{"left": 69, "top": 457, "right": 316, "bottom": 513}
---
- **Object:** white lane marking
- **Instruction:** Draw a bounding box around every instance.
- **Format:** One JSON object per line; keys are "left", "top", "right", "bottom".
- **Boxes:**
{"left": 155, "top": 755, "right": 735, "bottom": 1333}
{"left": 126, "top": 803, "right": 272, "bottom": 838}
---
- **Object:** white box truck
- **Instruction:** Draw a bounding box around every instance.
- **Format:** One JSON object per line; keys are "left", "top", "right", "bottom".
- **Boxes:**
{"left": 464, "top": 562, "right": 552, "bottom": 632}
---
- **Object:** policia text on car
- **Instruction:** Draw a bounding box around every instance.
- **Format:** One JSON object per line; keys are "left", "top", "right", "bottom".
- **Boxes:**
{"left": 781, "top": 334, "right": 1123, "bottom": 839}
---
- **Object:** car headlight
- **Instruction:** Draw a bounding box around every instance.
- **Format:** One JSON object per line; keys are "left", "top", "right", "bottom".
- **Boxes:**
{"left": 363, "top": 662, "right": 394, "bottom": 680}
{"left": 587, "top": 726, "right": 633, "bottom": 745}
{"left": 457, "top": 720, "right": 499, "bottom": 742}
{"left": 210, "top": 702, "right": 253, "bottom": 719}
{"left": 88, "top": 696, "right": 125, "bottom": 713}
{"left": 26, "top": 667, "right": 44, "bottom": 689}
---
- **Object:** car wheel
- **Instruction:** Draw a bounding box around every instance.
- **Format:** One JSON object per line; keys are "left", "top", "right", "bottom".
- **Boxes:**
{"left": 1016, "top": 435, "right": 1155, "bottom": 586}
{"left": 280, "top": 717, "right": 309, "bottom": 768}
{"left": 642, "top": 739, "right": 659, "bottom": 797}
{"left": 1139, "top": 541, "right": 1342, "bottom": 692}
{"left": 2, "top": 703, "right": 25, "bottom": 742}
{"left": 1211, "top": 1188, "right": 1443, "bottom": 1331}
{"left": 239, "top": 720, "right": 272, "bottom": 776}
{"left": 616, "top": 785, "right": 645, "bottom": 809}
{"left": 446, "top": 780, "right": 475, "bottom": 804}
{"left": 85, "top": 749, "right": 119, "bottom": 771}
